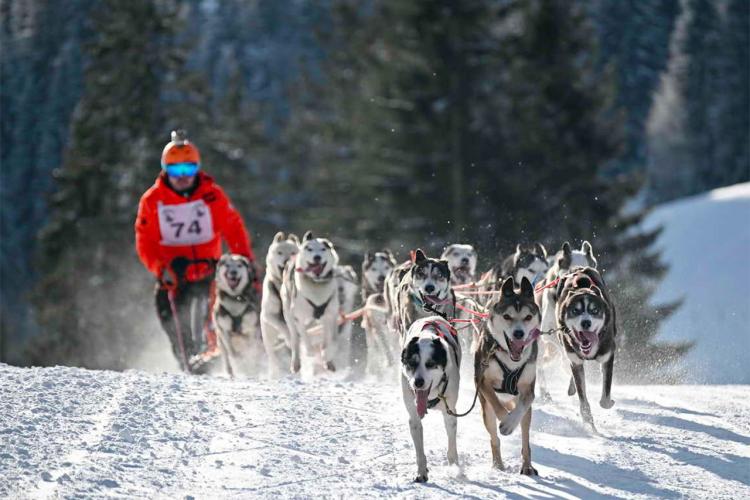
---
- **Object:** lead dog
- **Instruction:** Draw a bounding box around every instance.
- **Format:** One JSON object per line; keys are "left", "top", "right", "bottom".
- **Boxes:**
{"left": 281, "top": 231, "right": 341, "bottom": 374}
{"left": 260, "top": 232, "right": 299, "bottom": 376}
{"left": 401, "top": 316, "right": 461, "bottom": 483}
{"left": 536, "top": 241, "right": 598, "bottom": 399}
{"left": 214, "top": 253, "right": 261, "bottom": 378}
{"left": 474, "top": 277, "right": 540, "bottom": 475}
{"left": 555, "top": 266, "right": 617, "bottom": 430}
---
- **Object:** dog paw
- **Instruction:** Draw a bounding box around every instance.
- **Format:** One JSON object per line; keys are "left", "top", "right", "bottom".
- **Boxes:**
{"left": 492, "top": 460, "right": 505, "bottom": 470}
{"left": 600, "top": 397, "right": 615, "bottom": 409}
{"left": 326, "top": 361, "right": 336, "bottom": 372}
{"left": 414, "top": 474, "right": 428, "bottom": 483}
{"left": 291, "top": 358, "right": 301, "bottom": 373}
{"left": 538, "top": 391, "right": 552, "bottom": 404}
{"left": 520, "top": 464, "right": 538, "bottom": 476}
{"left": 499, "top": 415, "right": 519, "bottom": 436}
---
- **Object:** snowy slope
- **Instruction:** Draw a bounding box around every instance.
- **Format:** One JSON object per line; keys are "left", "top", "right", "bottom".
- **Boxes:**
{"left": 643, "top": 182, "right": 750, "bottom": 384}
{"left": 1, "top": 364, "right": 748, "bottom": 499}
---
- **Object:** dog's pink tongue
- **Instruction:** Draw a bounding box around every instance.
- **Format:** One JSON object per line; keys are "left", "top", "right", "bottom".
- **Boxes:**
{"left": 416, "top": 389, "right": 429, "bottom": 418}
{"left": 581, "top": 330, "right": 599, "bottom": 344}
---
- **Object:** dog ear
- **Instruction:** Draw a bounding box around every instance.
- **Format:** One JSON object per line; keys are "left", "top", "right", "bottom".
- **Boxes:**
{"left": 559, "top": 241, "right": 572, "bottom": 268}
{"left": 273, "top": 232, "right": 285, "bottom": 243}
{"left": 520, "top": 277, "right": 534, "bottom": 298}
{"left": 535, "top": 243, "right": 547, "bottom": 259}
{"left": 501, "top": 277, "right": 516, "bottom": 297}
{"left": 438, "top": 259, "right": 451, "bottom": 278}
{"left": 413, "top": 248, "right": 427, "bottom": 264}
{"left": 288, "top": 234, "right": 300, "bottom": 245}
{"left": 364, "top": 251, "right": 373, "bottom": 263}
{"left": 218, "top": 254, "right": 231, "bottom": 266}
{"left": 581, "top": 240, "right": 593, "bottom": 256}
{"left": 385, "top": 249, "right": 396, "bottom": 264}
{"left": 440, "top": 244, "right": 454, "bottom": 259}
{"left": 303, "top": 231, "right": 313, "bottom": 241}
{"left": 321, "top": 238, "right": 333, "bottom": 249}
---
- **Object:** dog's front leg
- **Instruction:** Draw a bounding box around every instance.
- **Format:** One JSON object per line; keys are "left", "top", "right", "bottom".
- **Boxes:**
{"left": 402, "top": 376, "right": 428, "bottom": 482}
{"left": 442, "top": 411, "right": 459, "bottom": 466}
{"left": 499, "top": 378, "right": 535, "bottom": 436}
{"left": 322, "top": 311, "right": 337, "bottom": 372}
{"left": 571, "top": 362, "right": 595, "bottom": 429}
{"left": 218, "top": 331, "right": 235, "bottom": 379}
{"left": 286, "top": 313, "right": 302, "bottom": 374}
{"left": 519, "top": 405, "right": 538, "bottom": 476}
{"left": 599, "top": 350, "right": 615, "bottom": 409}
{"left": 478, "top": 388, "right": 503, "bottom": 469}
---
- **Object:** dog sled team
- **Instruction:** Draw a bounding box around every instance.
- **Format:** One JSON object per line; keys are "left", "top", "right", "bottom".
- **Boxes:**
{"left": 136, "top": 131, "right": 618, "bottom": 484}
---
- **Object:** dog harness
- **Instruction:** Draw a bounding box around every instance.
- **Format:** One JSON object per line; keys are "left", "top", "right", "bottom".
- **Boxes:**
{"left": 217, "top": 290, "right": 257, "bottom": 334}
{"left": 306, "top": 295, "right": 334, "bottom": 320}
{"left": 492, "top": 354, "right": 526, "bottom": 396}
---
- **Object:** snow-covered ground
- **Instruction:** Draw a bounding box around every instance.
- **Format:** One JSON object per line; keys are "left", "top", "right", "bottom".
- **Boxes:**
{"left": 643, "top": 182, "right": 750, "bottom": 383}
{"left": 2, "top": 363, "right": 748, "bottom": 499}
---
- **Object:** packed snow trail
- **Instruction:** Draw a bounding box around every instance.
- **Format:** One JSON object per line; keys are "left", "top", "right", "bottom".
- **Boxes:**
{"left": 1, "top": 364, "right": 748, "bottom": 499}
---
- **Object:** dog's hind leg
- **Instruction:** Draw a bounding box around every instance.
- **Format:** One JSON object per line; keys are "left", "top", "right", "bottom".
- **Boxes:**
{"left": 571, "top": 363, "right": 595, "bottom": 430}
{"left": 599, "top": 351, "right": 615, "bottom": 409}
{"left": 520, "top": 407, "right": 538, "bottom": 475}
{"left": 478, "top": 392, "right": 503, "bottom": 470}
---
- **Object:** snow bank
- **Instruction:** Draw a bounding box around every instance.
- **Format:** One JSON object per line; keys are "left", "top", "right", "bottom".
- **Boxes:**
{"left": 1, "top": 364, "right": 748, "bottom": 498}
{"left": 643, "top": 182, "right": 750, "bottom": 383}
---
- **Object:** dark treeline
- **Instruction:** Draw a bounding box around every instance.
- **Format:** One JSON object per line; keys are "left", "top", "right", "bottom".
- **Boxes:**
{"left": 3, "top": 0, "right": 746, "bottom": 381}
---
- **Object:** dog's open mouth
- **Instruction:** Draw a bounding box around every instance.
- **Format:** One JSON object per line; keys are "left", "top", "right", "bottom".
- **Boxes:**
{"left": 305, "top": 262, "right": 327, "bottom": 277}
{"left": 414, "top": 383, "right": 433, "bottom": 419}
{"left": 225, "top": 273, "right": 241, "bottom": 290}
{"left": 504, "top": 333, "right": 525, "bottom": 362}
{"left": 574, "top": 330, "right": 599, "bottom": 357}
{"left": 453, "top": 266, "right": 471, "bottom": 279}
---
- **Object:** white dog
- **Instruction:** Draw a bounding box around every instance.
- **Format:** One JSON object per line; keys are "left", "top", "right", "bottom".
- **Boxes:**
{"left": 400, "top": 316, "right": 461, "bottom": 483}
{"left": 281, "top": 231, "right": 341, "bottom": 374}
{"left": 214, "top": 254, "right": 261, "bottom": 378}
{"left": 260, "top": 232, "right": 299, "bottom": 376}
{"left": 440, "top": 243, "right": 477, "bottom": 286}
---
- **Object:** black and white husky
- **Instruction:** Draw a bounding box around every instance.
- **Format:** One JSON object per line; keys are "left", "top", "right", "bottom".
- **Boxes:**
{"left": 361, "top": 251, "right": 398, "bottom": 369}
{"left": 400, "top": 316, "right": 461, "bottom": 483}
{"left": 260, "top": 232, "right": 299, "bottom": 376}
{"left": 281, "top": 231, "right": 341, "bottom": 374}
{"left": 440, "top": 244, "right": 477, "bottom": 286}
{"left": 555, "top": 266, "right": 617, "bottom": 430}
{"left": 478, "top": 243, "right": 548, "bottom": 307}
{"left": 474, "top": 277, "right": 540, "bottom": 475}
{"left": 536, "top": 241, "right": 598, "bottom": 399}
{"left": 214, "top": 253, "right": 260, "bottom": 378}
{"left": 395, "top": 249, "right": 456, "bottom": 338}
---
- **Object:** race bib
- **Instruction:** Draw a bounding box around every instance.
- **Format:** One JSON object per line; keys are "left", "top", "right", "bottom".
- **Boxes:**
{"left": 157, "top": 200, "right": 215, "bottom": 246}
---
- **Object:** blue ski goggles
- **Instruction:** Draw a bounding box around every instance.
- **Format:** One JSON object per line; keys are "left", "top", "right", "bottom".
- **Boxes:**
{"left": 163, "top": 162, "right": 200, "bottom": 177}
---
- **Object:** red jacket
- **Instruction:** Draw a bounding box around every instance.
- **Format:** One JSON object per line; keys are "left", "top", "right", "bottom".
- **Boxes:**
{"left": 135, "top": 172, "right": 254, "bottom": 282}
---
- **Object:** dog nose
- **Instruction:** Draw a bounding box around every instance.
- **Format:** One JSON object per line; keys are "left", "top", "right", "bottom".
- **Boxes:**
{"left": 461, "top": 257, "right": 469, "bottom": 265}
{"left": 424, "top": 284, "right": 435, "bottom": 294}
{"left": 513, "top": 329, "right": 525, "bottom": 339}
{"left": 414, "top": 377, "right": 425, "bottom": 388}
{"left": 313, "top": 255, "right": 322, "bottom": 263}
{"left": 581, "top": 319, "right": 591, "bottom": 330}
{"left": 378, "top": 275, "right": 386, "bottom": 282}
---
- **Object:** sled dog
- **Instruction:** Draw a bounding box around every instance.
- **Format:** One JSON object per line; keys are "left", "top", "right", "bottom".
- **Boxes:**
{"left": 361, "top": 251, "right": 398, "bottom": 368}
{"left": 401, "top": 316, "right": 461, "bottom": 482}
{"left": 440, "top": 243, "right": 477, "bottom": 286}
{"left": 281, "top": 231, "right": 341, "bottom": 374}
{"left": 474, "top": 277, "right": 540, "bottom": 475}
{"left": 260, "top": 232, "right": 299, "bottom": 376}
{"left": 555, "top": 266, "right": 617, "bottom": 430}
{"left": 214, "top": 254, "right": 261, "bottom": 378}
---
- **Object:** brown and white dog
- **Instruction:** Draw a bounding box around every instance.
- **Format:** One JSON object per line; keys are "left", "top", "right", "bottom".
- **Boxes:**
{"left": 214, "top": 253, "right": 261, "bottom": 378}
{"left": 474, "top": 277, "right": 540, "bottom": 475}
{"left": 555, "top": 266, "right": 617, "bottom": 430}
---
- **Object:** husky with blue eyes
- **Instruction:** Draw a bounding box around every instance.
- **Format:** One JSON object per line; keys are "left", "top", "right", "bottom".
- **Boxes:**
{"left": 400, "top": 316, "right": 461, "bottom": 483}
{"left": 555, "top": 266, "right": 617, "bottom": 430}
